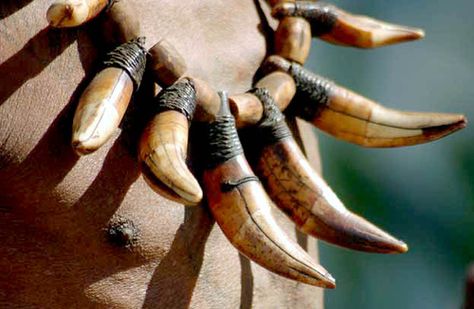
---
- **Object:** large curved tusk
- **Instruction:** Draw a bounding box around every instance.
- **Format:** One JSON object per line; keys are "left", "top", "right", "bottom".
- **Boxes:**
{"left": 263, "top": 56, "right": 467, "bottom": 147}
{"left": 47, "top": 0, "right": 109, "bottom": 28}
{"left": 203, "top": 92, "right": 335, "bottom": 288}
{"left": 244, "top": 88, "right": 408, "bottom": 253}
{"left": 139, "top": 78, "right": 203, "bottom": 206}
{"left": 272, "top": 1, "right": 424, "bottom": 48}
{"left": 72, "top": 38, "right": 147, "bottom": 155}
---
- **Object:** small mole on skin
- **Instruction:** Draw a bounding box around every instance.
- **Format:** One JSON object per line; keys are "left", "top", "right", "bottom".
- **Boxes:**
{"left": 106, "top": 217, "right": 139, "bottom": 248}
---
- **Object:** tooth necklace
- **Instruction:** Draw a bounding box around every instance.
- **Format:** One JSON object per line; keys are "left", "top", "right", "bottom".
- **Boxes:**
{"left": 46, "top": 0, "right": 467, "bottom": 288}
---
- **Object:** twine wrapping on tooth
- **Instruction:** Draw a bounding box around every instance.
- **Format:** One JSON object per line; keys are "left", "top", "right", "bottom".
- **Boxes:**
{"left": 102, "top": 37, "right": 147, "bottom": 89}
{"left": 248, "top": 88, "right": 292, "bottom": 145}
{"left": 154, "top": 78, "right": 197, "bottom": 121}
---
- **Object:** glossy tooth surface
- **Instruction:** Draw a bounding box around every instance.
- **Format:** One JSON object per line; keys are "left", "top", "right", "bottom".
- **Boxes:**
{"left": 264, "top": 57, "right": 467, "bottom": 147}
{"left": 272, "top": 1, "right": 424, "bottom": 48}
{"left": 72, "top": 68, "right": 133, "bottom": 155}
{"left": 204, "top": 92, "right": 335, "bottom": 288}
{"left": 140, "top": 110, "right": 202, "bottom": 206}
{"left": 256, "top": 136, "right": 408, "bottom": 253}
{"left": 47, "top": 0, "right": 108, "bottom": 28}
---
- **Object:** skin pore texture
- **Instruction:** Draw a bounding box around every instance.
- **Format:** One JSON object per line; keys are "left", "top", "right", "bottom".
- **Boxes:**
{"left": 0, "top": 0, "right": 324, "bottom": 307}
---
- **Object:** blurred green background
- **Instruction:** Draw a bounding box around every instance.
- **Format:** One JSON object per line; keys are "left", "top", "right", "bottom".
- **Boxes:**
{"left": 307, "top": 0, "right": 474, "bottom": 308}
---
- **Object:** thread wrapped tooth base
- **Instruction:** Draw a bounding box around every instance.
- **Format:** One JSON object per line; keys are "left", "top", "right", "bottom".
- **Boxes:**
{"left": 102, "top": 37, "right": 147, "bottom": 89}
{"left": 206, "top": 115, "right": 244, "bottom": 169}
{"left": 154, "top": 78, "right": 197, "bottom": 121}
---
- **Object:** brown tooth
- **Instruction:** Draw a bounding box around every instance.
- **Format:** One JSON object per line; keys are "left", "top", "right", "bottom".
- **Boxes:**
{"left": 139, "top": 79, "right": 203, "bottom": 206}
{"left": 72, "top": 39, "right": 146, "bottom": 155}
{"left": 274, "top": 17, "right": 312, "bottom": 64}
{"left": 204, "top": 92, "right": 335, "bottom": 288}
{"left": 189, "top": 77, "right": 221, "bottom": 123}
{"left": 272, "top": 1, "right": 424, "bottom": 48}
{"left": 100, "top": 0, "right": 141, "bottom": 48}
{"left": 47, "top": 0, "right": 109, "bottom": 28}
{"left": 244, "top": 88, "right": 408, "bottom": 253}
{"left": 264, "top": 56, "right": 467, "bottom": 147}
{"left": 229, "top": 93, "right": 264, "bottom": 128}
{"left": 255, "top": 71, "right": 296, "bottom": 111}
{"left": 148, "top": 40, "right": 187, "bottom": 88}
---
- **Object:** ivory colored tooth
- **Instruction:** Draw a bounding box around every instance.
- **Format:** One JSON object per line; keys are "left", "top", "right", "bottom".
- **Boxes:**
{"left": 148, "top": 40, "right": 188, "bottom": 88}
{"left": 243, "top": 88, "right": 408, "bottom": 253}
{"left": 272, "top": 1, "right": 424, "bottom": 48}
{"left": 47, "top": 0, "right": 109, "bottom": 28}
{"left": 72, "top": 39, "right": 146, "bottom": 155}
{"left": 263, "top": 56, "right": 467, "bottom": 147}
{"left": 203, "top": 92, "right": 335, "bottom": 288}
{"left": 274, "top": 17, "right": 312, "bottom": 64}
{"left": 139, "top": 79, "right": 203, "bottom": 205}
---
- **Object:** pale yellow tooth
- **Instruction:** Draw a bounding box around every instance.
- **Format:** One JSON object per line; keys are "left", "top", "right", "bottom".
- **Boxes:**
{"left": 72, "top": 39, "right": 146, "bottom": 155}
{"left": 323, "top": 10, "right": 425, "bottom": 48}
{"left": 47, "top": 0, "right": 109, "bottom": 28}
{"left": 272, "top": 1, "right": 424, "bottom": 48}
{"left": 72, "top": 68, "right": 133, "bottom": 155}
{"left": 140, "top": 110, "right": 202, "bottom": 206}
{"left": 262, "top": 56, "right": 467, "bottom": 147}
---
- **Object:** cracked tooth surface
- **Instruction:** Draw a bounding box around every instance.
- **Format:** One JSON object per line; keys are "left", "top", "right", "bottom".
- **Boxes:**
{"left": 203, "top": 92, "right": 335, "bottom": 288}
{"left": 272, "top": 1, "right": 424, "bottom": 48}
{"left": 243, "top": 88, "right": 407, "bottom": 253}
{"left": 47, "top": 0, "right": 109, "bottom": 28}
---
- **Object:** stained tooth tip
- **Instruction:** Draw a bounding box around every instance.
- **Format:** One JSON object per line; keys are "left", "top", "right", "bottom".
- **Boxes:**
{"left": 71, "top": 140, "right": 93, "bottom": 156}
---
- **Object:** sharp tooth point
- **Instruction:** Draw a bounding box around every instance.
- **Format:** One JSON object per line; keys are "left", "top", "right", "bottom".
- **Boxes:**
{"left": 373, "top": 26, "right": 426, "bottom": 47}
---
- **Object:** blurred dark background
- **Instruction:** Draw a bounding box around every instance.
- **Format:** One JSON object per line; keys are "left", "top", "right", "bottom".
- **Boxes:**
{"left": 307, "top": 0, "right": 474, "bottom": 308}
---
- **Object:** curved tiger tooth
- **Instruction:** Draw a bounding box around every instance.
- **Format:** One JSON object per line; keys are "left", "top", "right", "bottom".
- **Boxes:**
{"left": 204, "top": 92, "right": 335, "bottom": 288}
{"left": 257, "top": 135, "right": 408, "bottom": 253}
{"left": 139, "top": 111, "right": 202, "bottom": 205}
{"left": 72, "top": 39, "right": 146, "bottom": 155}
{"left": 272, "top": 1, "right": 424, "bottom": 48}
{"left": 72, "top": 67, "right": 133, "bottom": 155}
{"left": 264, "top": 56, "right": 467, "bottom": 147}
{"left": 139, "top": 79, "right": 202, "bottom": 205}
{"left": 47, "top": 0, "right": 109, "bottom": 28}
{"left": 243, "top": 88, "right": 407, "bottom": 253}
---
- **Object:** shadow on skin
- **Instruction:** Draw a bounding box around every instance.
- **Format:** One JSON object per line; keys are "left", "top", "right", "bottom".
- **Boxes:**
{"left": 142, "top": 206, "right": 214, "bottom": 309}
{"left": 0, "top": 0, "right": 34, "bottom": 20}
{"left": 239, "top": 253, "right": 254, "bottom": 309}
{"left": 0, "top": 27, "right": 78, "bottom": 106}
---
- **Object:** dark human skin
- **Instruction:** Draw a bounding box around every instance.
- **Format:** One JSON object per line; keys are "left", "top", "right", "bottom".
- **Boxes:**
{"left": 0, "top": 0, "right": 324, "bottom": 307}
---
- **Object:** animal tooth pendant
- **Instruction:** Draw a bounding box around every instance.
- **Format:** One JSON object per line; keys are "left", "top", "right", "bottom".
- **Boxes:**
{"left": 148, "top": 40, "right": 188, "bottom": 88}
{"left": 243, "top": 88, "right": 408, "bottom": 253}
{"left": 203, "top": 92, "right": 335, "bottom": 288}
{"left": 263, "top": 56, "right": 467, "bottom": 147}
{"left": 272, "top": 1, "right": 425, "bottom": 48}
{"left": 47, "top": 0, "right": 111, "bottom": 28}
{"left": 274, "top": 16, "right": 312, "bottom": 64}
{"left": 72, "top": 38, "right": 147, "bottom": 155}
{"left": 140, "top": 78, "right": 203, "bottom": 206}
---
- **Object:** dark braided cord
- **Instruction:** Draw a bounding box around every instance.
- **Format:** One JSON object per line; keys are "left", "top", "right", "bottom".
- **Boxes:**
{"left": 287, "top": 62, "right": 334, "bottom": 120}
{"left": 207, "top": 115, "right": 244, "bottom": 168}
{"left": 248, "top": 88, "right": 292, "bottom": 145}
{"left": 103, "top": 37, "right": 147, "bottom": 89}
{"left": 295, "top": 2, "right": 338, "bottom": 36}
{"left": 155, "top": 79, "right": 196, "bottom": 121}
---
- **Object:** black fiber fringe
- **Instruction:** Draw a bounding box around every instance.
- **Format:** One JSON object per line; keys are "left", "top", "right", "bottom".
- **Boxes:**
{"left": 103, "top": 37, "right": 147, "bottom": 89}
{"left": 155, "top": 79, "right": 196, "bottom": 121}
{"left": 287, "top": 62, "right": 334, "bottom": 120}
{"left": 207, "top": 115, "right": 243, "bottom": 168}
{"left": 249, "top": 88, "right": 292, "bottom": 145}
